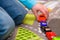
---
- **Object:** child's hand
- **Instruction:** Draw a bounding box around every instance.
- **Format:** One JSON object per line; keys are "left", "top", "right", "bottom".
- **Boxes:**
{"left": 32, "top": 4, "right": 49, "bottom": 20}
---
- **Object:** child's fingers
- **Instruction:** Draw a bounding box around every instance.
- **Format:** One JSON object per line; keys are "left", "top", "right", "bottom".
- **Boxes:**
{"left": 39, "top": 8, "right": 46, "bottom": 15}
{"left": 32, "top": 9, "right": 38, "bottom": 18}
{"left": 43, "top": 6, "right": 49, "bottom": 18}
{"left": 39, "top": 8, "right": 48, "bottom": 19}
{"left": 43, "top": 5, "right": 49, "bottom": 17}
{"left": 39, "top": 4, "right": 49, "bottom": 14}
{"left": 43, "top": 5, "right": 49, "bottom": 13}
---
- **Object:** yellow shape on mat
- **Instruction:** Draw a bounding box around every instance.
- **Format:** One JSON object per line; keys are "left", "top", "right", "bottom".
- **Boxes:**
{"left": 23, "top": 14, "right": 36, "bottom": 25}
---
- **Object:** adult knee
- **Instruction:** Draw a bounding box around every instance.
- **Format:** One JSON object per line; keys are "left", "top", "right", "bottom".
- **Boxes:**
{"left": 0, "top": 7, "right": 15, "bottom": 40}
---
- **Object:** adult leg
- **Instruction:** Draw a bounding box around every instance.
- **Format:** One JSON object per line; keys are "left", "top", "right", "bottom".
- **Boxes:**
{"left": 0, "top": 0, "right": 27, "bottom": 25}
{"left": 0, "top": 7, "right": 15, "bottom": 40}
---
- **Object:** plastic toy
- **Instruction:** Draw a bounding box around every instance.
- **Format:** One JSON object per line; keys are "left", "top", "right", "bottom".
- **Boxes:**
{"left": 46, "top": 32, "right": 56, "bottom": 40}
{"left": 15, "top": 27, "right": 43, "bottom": 40}
{"left": 23, "top": 14, "right": 36, "bottom": 25}
{"left": 40, "top": 21, "right": 47, "bottom": 27}
{"left": 38, "top": 14, "right": 58, "bottom": 40}
{"left": 37, "top": 14, "right": 47, "bottom": 22}
{"left": 44, "top": 27, "right": 52, "bottom": 32}
{"left": 40, "top": 26, "right": 52, "bottom": 33}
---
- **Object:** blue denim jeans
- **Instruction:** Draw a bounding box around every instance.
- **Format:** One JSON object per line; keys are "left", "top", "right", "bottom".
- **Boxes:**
{"left": 0, "top": 0, "right": 27, "bottom": 40}
{"left": 0, "top": 7, "right": 15, "bottom": 40}
{"left": 0, "top": 0, "right": 27, "bottom": 25}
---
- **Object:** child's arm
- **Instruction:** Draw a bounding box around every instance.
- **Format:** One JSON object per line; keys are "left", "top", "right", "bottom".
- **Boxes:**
{"left": 19, "top": 0, "right": 37, "bottom": 9}
{"left": 19, "top": 0, "right": 49, "bottom": 19}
